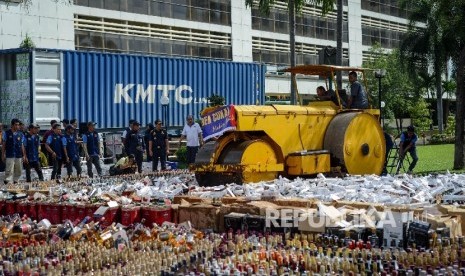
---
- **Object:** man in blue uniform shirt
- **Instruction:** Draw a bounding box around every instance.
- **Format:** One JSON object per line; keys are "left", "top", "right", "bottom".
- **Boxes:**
{"left": 124, "top": 121, "right": 144, "bottom": 173}
{"left": 62, "top": 125, "right": 82, "bottom": 179}
{"left": 149, "top": 119, "right": 169, "bottom": 171}
{"left": 24, "top": 123, "right": 44, "bottom": 182}
{"left": 82, "top": 121, "right": 103, "bottom": 178}
{"left": 2, "top": 119, "right": 26, "bottom": 184}
{"left": 45, "top": 123, "right": 64, "bottom": 180}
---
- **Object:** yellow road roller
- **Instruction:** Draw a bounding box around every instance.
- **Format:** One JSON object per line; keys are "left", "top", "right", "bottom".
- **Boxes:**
{"left": 193, "top": 65, "right": 386, "bottom": 185}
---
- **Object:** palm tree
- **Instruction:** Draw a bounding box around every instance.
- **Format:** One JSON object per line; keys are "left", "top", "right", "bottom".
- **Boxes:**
{"left": 400, "top": 0, "right": 447, "bottom": 133}
{"left": 245, "top": 0, "right": 336, "bottom": 105}
{"left": 402, "top": 0, "right": 465, "bottom": 169}
{"left": 435, "top": 0, "right": 465, "bottom": 169}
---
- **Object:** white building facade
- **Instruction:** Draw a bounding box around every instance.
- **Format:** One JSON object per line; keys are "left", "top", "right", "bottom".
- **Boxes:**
{"left": 0, "top": 0, "right": 410, "bottom": 96}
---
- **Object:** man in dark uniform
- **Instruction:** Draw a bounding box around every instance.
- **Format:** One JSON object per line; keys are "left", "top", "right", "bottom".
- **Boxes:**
{"left": 63, "top": 125, "right": 82, "bottom": 179}
{"left": 82, "top": 121, "right": 103, "bottom": 178}
{"left": 399, "top": 125, "right": 419, "bottom": 174}
{"left": 24, "top": 123, "right": 44, "bottom": 182}
{"left": 149, "top": 119, "right": 169, "bottom": 171}
{"left": 2, "top": 119, "right": 26, "bottom": 184}
{"left": 124, "top": 121, "right": 144, "bottom": 173}
{"left": 45, "top": 123, "right": 64, "bottom": 180}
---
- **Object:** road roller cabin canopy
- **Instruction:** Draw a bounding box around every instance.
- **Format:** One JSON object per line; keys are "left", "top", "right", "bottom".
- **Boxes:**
{"left": 281, "top": 65, "right": 372, "bottom": 109}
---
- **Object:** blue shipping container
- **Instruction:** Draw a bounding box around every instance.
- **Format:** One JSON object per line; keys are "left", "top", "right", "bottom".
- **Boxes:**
{"left": 62, "top": 51, "right": 265, "bottom": 128}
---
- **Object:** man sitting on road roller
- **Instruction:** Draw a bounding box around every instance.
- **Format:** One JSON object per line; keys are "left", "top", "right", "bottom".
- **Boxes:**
{"left": 316, "top": 86, "right": 346, "bottom": 107}
{"left": 347, "top": 71, "right": 369, "bottom": 109}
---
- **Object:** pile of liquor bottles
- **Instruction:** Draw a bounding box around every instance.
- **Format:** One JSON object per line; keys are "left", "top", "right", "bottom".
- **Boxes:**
{"left": 2, "top": 214, "right": 465, "bottom": 275}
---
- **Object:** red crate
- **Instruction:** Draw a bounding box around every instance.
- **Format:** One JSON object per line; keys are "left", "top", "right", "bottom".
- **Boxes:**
{"left": 76, "top": 205, "right": 87, "bottom": 220}
{"left": 0, "top": 200, "right": 5, "bottom": 216}
{"left": 17, "top": 202, "right": 29, "bottom": 217}
{"left": 29, "top": 203, "right": 37, "bottom": 220}
{"left": 62, "top": 204, "right": 77, "bottom": 222}
{"left": 141, "top": 206, "right": 172, "bottom": 227}
{"left": 5, "top": 201, "right": 17, "bottom": 215}
{"left": 48, "top": 203, "right": 62, "bottom": 224}
{"left": 94, "top": 206, "right": 120, "bottom": 228}
{"left": 86, "top": 204, "right": 99, "bottom": 221}
{"left": 36, "top": 202, "right": 47, "bottom": 220}
{"left": 120, "top": 206, "right": 141, "bottom": 226}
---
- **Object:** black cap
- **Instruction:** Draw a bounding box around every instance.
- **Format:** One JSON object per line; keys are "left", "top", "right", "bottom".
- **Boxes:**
{"left": 132, "top": 121, "right": 140, "bottom": 126}
{"left": 61, "top": 119, "right": 69, "bottom": 124}
{"left": 87, "top": 121, "right": 97, "bottom": 127}
{"left": 129, "top": 119, "right": 136, "bottom": 125}
{"left": 66, "top": 125, "right": 75, "bottom": 130}
{"left": 50, "top": 119, "right": 57, "bottom": 126}
{"left": 70, "top": 118, "right": 77, "bottom": 124}
{"left": 407, "top": 125, "right": 415, "bottom": 132}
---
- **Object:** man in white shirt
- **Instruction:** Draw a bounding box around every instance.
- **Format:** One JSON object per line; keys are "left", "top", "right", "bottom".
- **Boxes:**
{"left": 179, "top": 115, "right": 203, "bottom": 164}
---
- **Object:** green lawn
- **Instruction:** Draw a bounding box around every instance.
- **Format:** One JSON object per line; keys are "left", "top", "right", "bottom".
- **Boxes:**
{"left": 413, "top": 144, "right": 460, "bottom": 174}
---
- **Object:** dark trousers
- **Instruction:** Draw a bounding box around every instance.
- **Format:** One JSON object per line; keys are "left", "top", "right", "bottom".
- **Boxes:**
{"left": 407, "top": 148, "right": 419, "bottom": 171}
{"left": 24, "top": 161, "right": 44, "bottom": 182}
{"left": 186, "top": 146, "right": 199, "bottom": 164}
{"left": 66, "top": 159, "right": 82, "bottom": 177}
{"left": 51, "top": 158, "right": 63, "bottom": 180}
{"left": 87, "top": 155, "right": 102, "bottom": 178}
{"left": 152, "top": 148, "right": 167, "bottom": 171}
{"left": 145, "top": 142, "right": 152, "bottom": 162}
{"left": 0, "top": 148, "right": 5, "bottom": 172}
{"left": 135, "top": 152, "right": 143, "bottom": 173}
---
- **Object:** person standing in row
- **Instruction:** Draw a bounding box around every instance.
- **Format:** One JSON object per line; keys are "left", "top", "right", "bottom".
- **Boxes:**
{"left": 45, "top": 123, "right": 64, "bottom": 180}
{"left": 179, "top": 115, "right": 203, "bottom": 165}
{"left": 144, "top": 123, "right": 154, "bottom": 162}
{"left": 2, "top": 119, "right": 26, "bottom": 184}
{"left": 24, "top": 124, "right": 44, "bottom": 182}
{"left": 149, "top": 119, "right": 169, "bottom": 171}
{"left": 121, "top": 119, "right": 135, "bottom": 149}
{"left": 82, "top": 121, "right": 102, "bottom": 178}
{"left": 62, "top": 125, "right": 82, "bottom": 179}
{"left": 124, "top": 121, "right": 144, "bottom": 174}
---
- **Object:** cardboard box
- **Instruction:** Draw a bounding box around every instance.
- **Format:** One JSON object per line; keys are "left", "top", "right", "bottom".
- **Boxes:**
{"left": 271, "top": 198, "right": 317, "bottom": 208}
{"left": 178, "top": 204, "right": 220, "bottom": 231}
{"left": 173, "top": 196, "right": 210, "bottom": 205}
{"left": 332, "top": 200, "right": 385, "bottom": 211}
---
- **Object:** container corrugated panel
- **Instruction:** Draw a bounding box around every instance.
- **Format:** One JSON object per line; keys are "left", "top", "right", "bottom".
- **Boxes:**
{"left": 62, "top": 51, "right": 265, "bottom": 128}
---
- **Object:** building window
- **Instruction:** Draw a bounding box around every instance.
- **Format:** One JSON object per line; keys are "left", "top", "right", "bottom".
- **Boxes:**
{"left": 361, "top": 17, "right": 407, "bottom": 49}
{"left": 252, "top": 7, "right": 348, "bottom": 43}
{"left": 252, "top": 37, "right": 349, "bottom": 66}
{"left": 361, "top": 0, "right": 410, "bottom": 19}
{"left": 74, "top": 15, "right": 232, "bottom": 60}
{"left": 74, "top": 0, "right": 231, "bottom": 26}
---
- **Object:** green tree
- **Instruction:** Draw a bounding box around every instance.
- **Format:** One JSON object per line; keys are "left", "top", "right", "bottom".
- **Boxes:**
{"left": 400, "top": 0, "right": 465, "bottom": 169}
{"left": 245, "top": 0, "right": 336, "bottom": 105}
{"left": 363, "top": 45, "right": 431, "bottom": 133}
{"left": 400, "top": 0, "right": 448, "bottom": 133}
{"left": 207, "top": 94, "right": 225, "bottom": 107}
